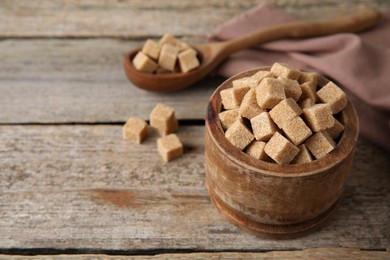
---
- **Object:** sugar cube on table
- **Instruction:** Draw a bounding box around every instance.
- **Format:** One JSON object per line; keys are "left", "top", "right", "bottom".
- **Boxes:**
{"left": 282, "top": 116, "right": 312, "bottom": 146}
{"left": 157, "top": 134, "right": 183, "bottom": 162}
{"left": 225, "top": 119, "right": 254, "bottom": 150}
{"left": 220, "top": 86, "right": 250, "bottom": 110}
{"left": 122, "top": 117, "right": 148, "bottom": 144}
{"left": 269, "top": 98, "right": 303, "bottom": 129}
{"left": 142, "top": 39, "right": 161, "bottom": 60}
{"left": 256, "top": 77, "right": 286, "bottom": 109}
{"left": 239, "top": 89, "right": 265, "bottom": 119}
{"left": 150, "top": 103, "right": 179, "bottom": 136}
{"left": 305, "top": 131, "right": 336, "bottom": 159}
{"left": 178, "top": 48, "right": 199, "bottom": 73}
{"left": 291, "top": 144, "right": 313, "bottom": 164}
{"left": 251, "top": 112, "right": 278, "bottom": 142}
{"left": 246, "top": 141, "right": 268, "bottom": 160}
{"left": 264, "top": 132, "right": 299, "bottom": 165}
{"left": 218, "top": 108, "right": 240, "bottom": 130}
{"left": 317, "top": 81, "right": 348, "bottom": 114}
{"left": 132, "top": 51, "right": 158, "bottom": 73}
{"left": 303, "top": 104, "right": 335, "bottom": 132}
{"left": 271, "top": 62, "right": 301, "bottom": 80}
{"left": 158, "top": 44, "right": 180, "bottom": 71}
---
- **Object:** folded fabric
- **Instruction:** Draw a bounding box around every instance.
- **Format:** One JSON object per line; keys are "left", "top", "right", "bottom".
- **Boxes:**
{"left": 208, "top": 4, "right": 390, "bottom": 151}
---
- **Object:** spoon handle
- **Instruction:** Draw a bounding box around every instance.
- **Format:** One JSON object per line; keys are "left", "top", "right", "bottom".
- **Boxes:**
{"left": 218, "top": 7, "right": 380, "bottom": 56}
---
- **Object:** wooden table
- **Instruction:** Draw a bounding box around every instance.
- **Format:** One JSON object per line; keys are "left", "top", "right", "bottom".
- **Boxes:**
{"left": 1, "top": 1, "right": 389, "bottom": 259}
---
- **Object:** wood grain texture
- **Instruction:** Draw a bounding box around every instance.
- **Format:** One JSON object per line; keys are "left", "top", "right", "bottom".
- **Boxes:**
{"left": 0, "top": 0, "right": 388, "bottom": 38}
{"left": 0, "top": 39, "right": 219, "bottom": 123}
{"left": 0, "top": 125, "right": 388, "bottom": 251}
{"left": 0, "top": 248, "right": 389, "bottom": 259}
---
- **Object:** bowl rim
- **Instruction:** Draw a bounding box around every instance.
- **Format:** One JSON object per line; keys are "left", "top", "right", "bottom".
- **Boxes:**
{"left": 206, "top": 66, "right": 359, "bottom": 177}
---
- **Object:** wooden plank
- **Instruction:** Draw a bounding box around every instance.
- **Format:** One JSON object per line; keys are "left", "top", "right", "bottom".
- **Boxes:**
{"left": 0, "top": 125, "right": 388, "bottom": 251}
{"left": 0, "top": 39, "right": 220, "bottom": 123}
{"left": 0, "top": 248, "right": 389, "bottom": 259}
{"left": 0, "top": 0, "right": 388, "bottom": 38}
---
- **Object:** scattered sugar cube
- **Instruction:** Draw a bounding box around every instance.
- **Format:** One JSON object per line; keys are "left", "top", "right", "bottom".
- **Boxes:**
{"left": 327, "top": 118, "right": 344, "bottom": 139}
{"left": 159, "top": 34, "right": 178, "bottom": 47}
{"left": 277, "top": 77, "right": 302, "bottom": 101}
{"left": 132, "top": 51, "right": 158, "bottom": 73}
{"left": 256, "top": 78, "right": 286, "bottom": 109}
{"left": 282, "top": 116, "right": 312, "bottom": 145}
{"left": 271, "top": 62, "right": 301, "bottom": 80}
{"left": 250, "top": 70, "right": 274, "bottom": 85}
{"left": 157, "top": 134, "right": 183, "bottom": 162}
{"left": 178, "top": 48, "right": 199, "bottom": 73}
{"left": 291, "top": 144, "right": 313, "bottom": 164}
{"left": 239, "top": 89, "right": 266, "bottom": 119}
{"left": 220, "top": 86, "right": 250, "bottom": 110}
{"left": 122, "top": 117, "right": 148, "bottom": 143}
{"left": 300, "top": 82, "right": 317, "bottom": 101}
{"left": 142, "top": 39, "right": 161, "bottom": 60}
{"left": 269, "top": 98, "right": 303, "bottom": 129}
{"left": 264, "top": 132, "right": 299, "bottom": 165}
{"left": 251, "top": 112, "right": 278, "bottom": 142}
{"left": 246, "top": 141, "right": 268, "bottom": 160}
{"left": 218, "top": 108, "right": 240, "bottom": 130}
{"left": 303, "top": 104, "right": 335, "bottom": 132}
{"left": 299, "top": 98, "right": 315, "bottom": 109}
{"left": 158, "top": 44, "right": 180, "bottom": 71}
{"left": 150, "top": 103, "right": 179, "bottom": 136}
{"left": 225, "top": 119, "right": 254, "bottom": 150}
{"left": 317, "top": 81, "right": 348, "bottom": 114}
{"left": 305, "top": 131, "right": 336, "bottom": 159}
{"left": 298, "top": 71, "right": 318, "bottom": 90}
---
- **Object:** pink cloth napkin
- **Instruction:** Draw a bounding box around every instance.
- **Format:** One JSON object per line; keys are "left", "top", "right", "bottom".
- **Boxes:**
{"left": 209, "top": 4, "right": 390, "bottom": 151}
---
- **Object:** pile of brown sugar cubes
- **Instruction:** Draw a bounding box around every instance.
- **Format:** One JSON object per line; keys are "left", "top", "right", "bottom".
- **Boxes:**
{"left": 219, "top": 62, "right": 347, "bottom": 165}
{"left": 122, "top": 103, "right": 183, "bottom": 162}
{"left": 132, "top": 34, "right": 200, "bottom": 74}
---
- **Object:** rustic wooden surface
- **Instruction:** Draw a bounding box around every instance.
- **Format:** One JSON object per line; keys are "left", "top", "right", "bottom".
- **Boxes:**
{"left": 0, "top": 0, "right": 389, "bottom": 258}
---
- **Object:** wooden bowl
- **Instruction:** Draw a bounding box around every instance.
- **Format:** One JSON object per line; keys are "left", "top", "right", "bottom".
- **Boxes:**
{"left": 205, "top": 67, "right": 359, "bottom": 238}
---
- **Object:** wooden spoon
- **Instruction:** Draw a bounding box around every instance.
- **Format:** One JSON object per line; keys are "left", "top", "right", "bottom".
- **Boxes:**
{"left": 124, "top": 7, "right": 379, "bottom": 92}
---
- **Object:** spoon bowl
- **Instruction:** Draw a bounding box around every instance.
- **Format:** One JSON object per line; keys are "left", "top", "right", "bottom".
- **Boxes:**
{"left": 124, "top": 7, "right": 379, "bottom": 92}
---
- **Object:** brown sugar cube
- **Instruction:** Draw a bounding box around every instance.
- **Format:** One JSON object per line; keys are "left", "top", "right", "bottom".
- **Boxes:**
{"left": 150, "top": 103, "right": 179, "bottom": 136}
{"left": 232, "top": 77, "right": 253, "bottom": 89}
{"left": 142, "top": 39, "right": 161, "bottom": 60}
{"left": 246, "top": 141, "right": 268, "bottom": 160}
{"left": 305, "top": 131, "right": 336, "bottom": 159}
{"left": 239, "top": 89, "right": 266, "bottom": 119}
{"left": 327, "top": 118, "right": 344, "bottom": 139}
{"left": 179, "top": 41, "right": 191, "bottom": 52}
{"left": 298, "top": 71, "right": 318, "bottom": 90}
{"left": 220, "top": 86, "right": 250, "bottom": 110}
{"left": 155, "top": 66, "right": 171, "bottom": 74}
{"left": 271, "top": 62, "right": 301, "bottom": 80}
{"left": 159, "top": 33, "right": 178, "bottom": 47}
{"left": 300, "top": 82, "right": 317, "bottom": 101}
{"left": 265, "top": 132, "right": 299, "bottom": 165}
{"left": 256, "top": 77, "right": 286, "bottom": 109}
{"left": 158, "top": 44, "right": 180, "bottom": 71}
{"left": 157, "top": 134, "right": 183, "bottom": 162}
{"left": 277, "top": 77, "right": 302, "bottom": 101}
{"left": 299, "top": 98, "right": 315, "bottom": 109}
{"left": 132, "top": 51, "right": 158, "bottom": 73}
{"left": 225, "top": 119, "right": 254, "bottom": 150}
{"left": 303, "top": 104, "right": 335, "bottom": 132}
{"left": 291, "top": 144, "right": 313, "bottom": 164}
{"left": 269, "top": 98, "right": 303, "bottom": 129}
{"left": 282, "top": 116, "right": 312, "bottom": 145}
{"left": 218, "top": 108, "right": 240, "bottom": 130}
{"left": 250, "top": 70, "right": 274, "bottom": 85}
{"left": 317, "top": 81, "right": 348, "bottom": 114}
{"left": 251, "top": 112, "right": 278, "bottom": 142}
{"left": 178, "top": 48, "right": 199, "bottom": 73}
{"left": 122, "top": 117, "right": 148, "bottom": 143}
